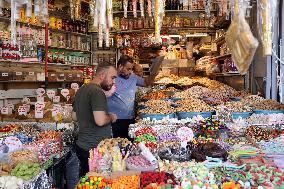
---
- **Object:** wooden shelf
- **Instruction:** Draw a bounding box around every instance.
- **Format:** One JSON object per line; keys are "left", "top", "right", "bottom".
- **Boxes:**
{"left": 113, "top": 9, "right": 217, "bottom": 14}
{"left": 215, "top": 54, "right": 231, "bottom": 60}
{"left": 91, "top": 27, "right": 216, "bottom": 34}
{"left": 38, "top": 45, "right": 91, "bottom": 53}
{"left": 0, "top": 16, "right": 90, "bottom": 37}
{"left": 0, "top": 60, "right": 89, "bottom": 67}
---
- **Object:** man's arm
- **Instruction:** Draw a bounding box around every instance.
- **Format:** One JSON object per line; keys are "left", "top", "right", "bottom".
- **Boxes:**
{"left": 93, "top": 111, "right": 117, "bottom": 126}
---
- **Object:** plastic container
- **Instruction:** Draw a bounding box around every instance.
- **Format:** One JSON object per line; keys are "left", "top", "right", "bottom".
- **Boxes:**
{"left": 232, "top": 112, "right": 253, "bottom": 119}
{"left": 253, "top": 109, "right": 284, "bottom": 115}
{"left": 139, "top": 113, "right": 176, "bottom": 120}
{"left": 176, "top": 111, "right": 213, "bottom": 119}
{"left": 230, "top": 97, "right": 242, "bottom": 102}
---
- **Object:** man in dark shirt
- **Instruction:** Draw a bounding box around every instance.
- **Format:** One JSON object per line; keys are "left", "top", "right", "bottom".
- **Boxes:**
{"left": 72, "top": 62, "right": 117, "bottom": 176}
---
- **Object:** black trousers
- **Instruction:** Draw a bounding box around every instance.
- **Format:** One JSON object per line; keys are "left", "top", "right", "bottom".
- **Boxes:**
{"left": 112, "top": 119, "right": 135, "bottom": 140}
{"left": 75, "top": 145, "right": 89, "bottom": 177}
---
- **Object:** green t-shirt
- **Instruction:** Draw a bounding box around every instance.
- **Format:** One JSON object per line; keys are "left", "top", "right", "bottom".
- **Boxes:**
{"left": 73, "top": 83, "right": 111, "bottom": 151}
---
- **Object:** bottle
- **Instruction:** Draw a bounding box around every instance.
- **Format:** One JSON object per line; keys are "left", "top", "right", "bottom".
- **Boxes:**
{"left": 179, "top": 0, "right": 183, "bottom": 10}
{"left": 183, "top": 0, "right": 188, "bottom": 10}
{"left": 171, "top": 0, "right": 176, "bottom": 10}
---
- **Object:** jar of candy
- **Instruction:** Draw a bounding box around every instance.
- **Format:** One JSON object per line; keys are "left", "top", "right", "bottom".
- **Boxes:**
{"left": 56, "top": 18, "right": 63, "bottom": 30}
{"left": 49, "top": 16, "right": 57, "bottom": 29}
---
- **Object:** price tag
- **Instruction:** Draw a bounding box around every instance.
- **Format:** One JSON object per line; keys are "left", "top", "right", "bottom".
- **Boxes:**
{"left": 37, "top": 95, "right": 44, "bottom": 102}
{"left": 16, "top": 72, "right": 22, "bottom": 76}
{"left": 35, "top": 102, "right": 45, "bottom": 119}
{"left": 51, "top": 73, "right": 56, "bottom": 77}
{"left": 22, "top": 97, "right": 31, "bottom": 104}
{"left": 77, "top": 74, "right": 81, "bottom": 78}
{"left": 53, "top": 96, "right": 60, "bottom": 103}
{"left": 18, "top": 106, "right": 27, "bottom": 116}
{"left": 52, "top": 108, "right": 60, "bottom": 117}
{"left": 4, "top": 136, "right": 22, "bottom": 152}
{"left": 61, "top": 89, "right": 69, "bottom": 98}
{"left": 60, "top": 74, "right": 65, "bottom": 77}
{"left": 1, "top": 107, "right": 9, "bottom": 115}
{"left": 177, "top": 127, "right": 194, "bottom": 148}
{"left": 29, "top": 72, "right": 35, "bottom": 76}
{"left": 36, "top": 88, "right": 46, "bottom": 96}
{"left": 47, "top": 90, "right": 56, "bottom": 99}
{"left": 2, "top": 73, "right": 8, "bottom": 77}
{"left": 68, "top": 74, "right": 73, "bottom": 78}
{"left": 71, "top": 83, "right": 79, "bottom": 91}
{"left": 23, "top": 104, "right": 31, "bottom": 112}
{"left": 53, "top": 104, "right": 62, "bottom": 109}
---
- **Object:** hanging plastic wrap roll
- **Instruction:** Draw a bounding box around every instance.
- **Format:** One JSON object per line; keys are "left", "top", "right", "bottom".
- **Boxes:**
{"left": 140, "top": 0, "right": 145, "bottom": 17}
{"left": 226, "top": 0, "right": 259, "bottom": 75}
{"left": 154, "top": 0, "right": 164, "bottom": 43}
{"left": 106, "top": 0, "right": 113, "bottom": 27}
{"left": 26, "top": 0, "right": 32, "bottom": 18}
{"left": 124, "top": 0, "right": 128, "bottom": 18}
{"left": 257, "top": 0, "right": 278, "bottom": 56}
{"left": 147, "top": 0, "right": 152, "bottom": 17}
{"left": 0, "top": 0, "right": 3, "bottom": 15}
{"left": 133, "top": 0, "right": 137, "bottom": 18}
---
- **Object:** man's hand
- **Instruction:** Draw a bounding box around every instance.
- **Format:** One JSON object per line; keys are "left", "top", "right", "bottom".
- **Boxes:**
{"left": 109, "top": 113, "right": 118, "bottom": 123}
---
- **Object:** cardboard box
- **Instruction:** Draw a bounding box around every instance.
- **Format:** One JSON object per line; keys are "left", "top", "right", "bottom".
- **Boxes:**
{"left": 179, "top": 67, "right": 195, "bottom": 77}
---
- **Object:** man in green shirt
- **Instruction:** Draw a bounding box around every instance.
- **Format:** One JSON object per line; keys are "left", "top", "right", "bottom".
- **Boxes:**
{"left": 72, "top": 62, "right": 117, "bottom": 176}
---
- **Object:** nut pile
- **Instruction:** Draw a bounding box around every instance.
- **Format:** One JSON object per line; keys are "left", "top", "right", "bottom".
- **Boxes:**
{"left": 241, "top": 95, "right": 264, "bottom": 105}
{"left": 173, "top": 86, "right": 211, "bottom": 99}
{"left": 219, "top": 102, "right": 253, "bottom": 112}
{"left": 251, "top": 99, "right": 284, "bottom": 110}
{"left": 140, "top": 100, "right": 172, "bottom": 108}
{"left": 142, "top": 91, "right": 168, "bottom": 100}
{"left": 140, "top": 106, "right": 176, "bottom": 115}
{"left": 245, "top": 126, "right": 278, "bottom": 142}
{"left": 175, "top": 98, "right": 214, "bottom": 112}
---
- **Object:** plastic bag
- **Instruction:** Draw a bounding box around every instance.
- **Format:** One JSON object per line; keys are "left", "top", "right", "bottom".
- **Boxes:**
{"left": 226, "top": 1, "right": 259, "bottom": 75}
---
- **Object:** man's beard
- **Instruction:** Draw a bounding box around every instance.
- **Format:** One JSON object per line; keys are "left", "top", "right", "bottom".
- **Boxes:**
{"left": 120, "top": 73, "right": 130, "bottom": 79}
{"left": 100, "top": 81, "right": 112, "bottom": 91}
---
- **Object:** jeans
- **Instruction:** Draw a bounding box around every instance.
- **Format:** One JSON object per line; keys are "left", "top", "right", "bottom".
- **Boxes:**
{"left": 75, "top": 145, "right": 89, "bottom": 177}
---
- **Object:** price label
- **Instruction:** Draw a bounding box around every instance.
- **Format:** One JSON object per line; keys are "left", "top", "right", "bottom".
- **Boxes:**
{"left": 35, "top": 102, "right": 45, "bottom": 119}
{"left": 68, "top": 74, "right": 73, "bottom": 78}
{"left": 47, "top": 90, "right": 56, "bottom": 99}
{"left": 29, "top": 72, "right": 35, "bottom": 76}
{"left": 36, "top": 88, "right": 46, "bottom": 96}
{"left": 37, "top": 95, "right": 44, "bottom": 102}
{"left": 23, "top": 104, "right": 30, "bottom": 112}
{"left": 60, "top": 74, "right": 65, "bottom": 77}
{"left": 61, "top": 89, "right": 69, "bottom": 98}
{"left": 1, "top": 107, "right": 9, "bottom": 115}
{"left": 2, "top": 73, "right": 8, "bottom": 77}
{"left": 16, "top": 72, "right": 22, "bottom": 76}
{"left": 4, "top": 136, "right": 22, "bottom": 152}
{"left": 52, "top": 108, "right": 60, "bottom": 117}
{"left": 53, "top": 96, "right": 60, "bottom": 103}
{"left": 71, "top": 83, "right": 79, "bottom": 91}
{"left": 18, "top": 106, "right": 27, "bottom": 116}
{"left": 51, "top": 74, "right": 56, "bottom": 77}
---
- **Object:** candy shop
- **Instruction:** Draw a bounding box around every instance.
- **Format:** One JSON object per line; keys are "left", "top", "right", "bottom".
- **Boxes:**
{"left": 0, "top": 0, "right": 284, "bottom": 189}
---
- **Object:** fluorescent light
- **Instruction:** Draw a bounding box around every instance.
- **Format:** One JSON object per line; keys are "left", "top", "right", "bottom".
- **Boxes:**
{"left": 186, "top": 33, "right": 208, "bottom": 37}
{"left": 169, "top": 35, "right": 181, "bottom": 38}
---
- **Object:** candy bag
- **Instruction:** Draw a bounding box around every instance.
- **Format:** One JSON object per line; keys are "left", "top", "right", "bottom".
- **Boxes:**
{"left": 226, "top": 1, "right": 259, "bottom": 75}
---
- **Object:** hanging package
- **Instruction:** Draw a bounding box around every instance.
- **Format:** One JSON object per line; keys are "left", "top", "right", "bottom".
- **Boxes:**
{"left": 226, "top": 1, "right": 259, "bottom": 75}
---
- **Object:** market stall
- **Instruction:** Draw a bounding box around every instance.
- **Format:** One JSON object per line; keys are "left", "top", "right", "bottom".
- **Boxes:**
{"left": 0, "top": 0, "right": 284, "bottom": 188}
